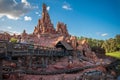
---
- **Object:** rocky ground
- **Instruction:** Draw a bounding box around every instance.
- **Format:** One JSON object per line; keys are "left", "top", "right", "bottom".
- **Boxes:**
{"left": 6, "top": 56, "right": 117, "bottom": 80}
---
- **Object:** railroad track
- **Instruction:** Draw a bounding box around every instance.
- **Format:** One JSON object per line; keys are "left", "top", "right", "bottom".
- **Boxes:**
{"left": 12, "top": 51, "right": 69, "bottom": 57}
{"left": 3, "top": 65, "right": 100, "bottom": 75}
{"left": 2, "top": 59, "right": 119, "bottom": 76}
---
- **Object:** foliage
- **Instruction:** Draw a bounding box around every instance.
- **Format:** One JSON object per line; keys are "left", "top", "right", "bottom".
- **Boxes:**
{"left": 115, "top": 35, "right": 120, "bottom": 50}
{"left": 10, "top": 38, "right": 18, "bottom": 43}
{"left": 77, "top": 34, "right": 120, "bottom": 53}
{"left": 102, "top": 38, "right": 117, "bottom": 53}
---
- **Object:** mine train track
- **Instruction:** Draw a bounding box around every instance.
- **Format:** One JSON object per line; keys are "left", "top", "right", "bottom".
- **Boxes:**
{"left": 3, "top": 65, "right": 101, "bottom": 75}
{"left": 3, "top": 60, "right": 120, "bottom": 75}
{"left": 0, "top": 40, "right": 71, "bottom": 57}
{"left": 25, "top": 65, "right": 100, "bottom": 75}
{"left": 107, "top": 59, "right": 120, "bottom": 67}
{"left": 12, "top": 49, "right": 69, "bottom": 57}
{"left": 105, "top": 59, "right": 120, "bottom": 71}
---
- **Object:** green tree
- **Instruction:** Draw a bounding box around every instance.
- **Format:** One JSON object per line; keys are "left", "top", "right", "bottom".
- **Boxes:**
{"left": 102, "top": 40, "right": 108, "bottom": 53}
{"left": 115, "top": 34, "right": 120, "bottom": 51}
{"left": 77, "top": 34, "right": 120, "bottom": 53}
{"left": 102, "top": 38, "right": 117, "bottom": 53}
{"left": 10, "top": 38, "right": 17, "bottom": 43}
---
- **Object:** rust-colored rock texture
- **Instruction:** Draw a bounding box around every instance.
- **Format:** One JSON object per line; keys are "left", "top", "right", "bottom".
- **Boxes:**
{"left": 33, "top": 4, "right": 55, "bottom": 35}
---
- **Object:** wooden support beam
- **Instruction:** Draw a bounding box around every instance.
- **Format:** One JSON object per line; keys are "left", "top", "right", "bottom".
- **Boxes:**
{"left": 29, "top": 56, "right": 32, "bottom": 69}
{"left": 0, "top": 59, "right": 3, "bottom": 80}
{"left": 41, "top": 57, "right": 45, "bottom": 68}
{"left": 45, "top": 57, "right": 48, "bottom": 67}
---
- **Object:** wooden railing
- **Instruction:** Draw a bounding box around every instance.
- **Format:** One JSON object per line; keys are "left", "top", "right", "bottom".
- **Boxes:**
{"left": 0, "top": 40, "right": 70, "bottom": 57}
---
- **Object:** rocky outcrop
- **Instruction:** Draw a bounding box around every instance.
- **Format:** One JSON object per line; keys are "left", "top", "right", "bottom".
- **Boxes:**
{"left": 33, "top": 4, "right": 55, "bottom": 35}
{"left": 77, "top": 39, "right": 99, "bottom": 61}
{"left": 56, "top": 22, "right": 69, "bottom": 36}
{"left": 33, "top": 3, "right": 70, "bottom": 39}
{"left": 21, "top": 30, "right": 28, "bottom": 39}
{"left": 22, "top": 30, "right": 27, "bottom": 36}
{"left": 0, "top": 32, "right": 11, "bottom": 41}
{"left": 32, "top": 3, "right": 71, "bottom": 47}
{"left": 70, "top": 36, "right": 77, "bottom": 50}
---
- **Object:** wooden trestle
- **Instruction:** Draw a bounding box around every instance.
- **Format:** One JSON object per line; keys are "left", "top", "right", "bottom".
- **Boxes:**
{"left": 0, "top": 40, "right": 70, "bottom": 77}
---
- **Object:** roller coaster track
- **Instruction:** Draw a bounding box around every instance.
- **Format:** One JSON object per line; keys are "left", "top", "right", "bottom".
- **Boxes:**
{"left": 3, "top": 60, "right": 119, "bottom": 76}
{"left": 3, "top": 59, "right": 119, "bottom": 77}
{"left": 25, "top": 65, "right": 100, "bottom": 75}
{"left": 12, "top": 49, "right": 69, "bottom": 57}
{"left": 0, "top": 41, "right": 70, "bottom": 57}
{"left": 105, "top": 59, "right": 120, "bottom": 71}
{"left": 3, "top": 64, "right": 101, "bottom": 75}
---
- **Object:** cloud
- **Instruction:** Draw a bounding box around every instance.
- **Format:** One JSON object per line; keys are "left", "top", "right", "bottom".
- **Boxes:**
{"left": 62, "top": 2, "right": 72, "bottom": 10}
{"left": 0, "top": 29, "right": 20, "bottom": 35}
{"left": 0, "top": 0, "right": 32, "bottom": 20}
{"left": 7, "top": 26, "right": 12, "bottom": 29}
{"left": 35, "top": 12, "right": 41, "bottom": 16}
{"left": 101, "top": 33, "right": 108, "bottom": 37}
{"left": 38, "top": 14, "right": 41, "bottom": 16}
{"left": 24, "top": 16, "right": 32, "bottom": 21}
{"left": 35, "top": 12, "right": 39, "bottom": 14}
{"left": 21, "top": 0, "right": 30, "bottom": 6}
{"left": 62, "top": 5, "right": 72, "bottom": 10}
{"left": 12, "top": 31, "right": 21, "bottom": 35}
{"left": 47, "top": 6, "right": 50, "bottom": 11}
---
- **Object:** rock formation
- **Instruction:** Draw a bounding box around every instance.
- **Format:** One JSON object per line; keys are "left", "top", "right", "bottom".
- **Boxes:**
{"left": 0, "top": 32, "right": 11, "bottom": 41}
{"left": 77, "top": 39, "right": 99, "bottom": 61}
{"left": 56, "top": 22, "right": 69, "bottom": 36}
{"left": 70, "top": 36, "right": 77, "bottom": 50}
{"left": 33, "top": 4, "right": 55, "bottom": 35}
{"left": 21, "top": 30, "right": 27, "bottom": 38}
{"left": 32, "top": 3, "right": 72, "bottom": 48}
{"left": 33, "top": 4, "right": 69, "bottom": 38}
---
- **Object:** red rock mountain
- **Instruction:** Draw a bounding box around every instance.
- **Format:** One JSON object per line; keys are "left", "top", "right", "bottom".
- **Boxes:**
{"left": 33, "top": 4, "right": 55, "bottom": 35}
{"left": 33, "top": 4, "right": 69, "bottom": 37}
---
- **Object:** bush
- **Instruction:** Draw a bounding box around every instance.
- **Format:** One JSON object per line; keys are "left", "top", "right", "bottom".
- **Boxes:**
{"left": 9, "top": 38, "right": 17, "bottom": 43}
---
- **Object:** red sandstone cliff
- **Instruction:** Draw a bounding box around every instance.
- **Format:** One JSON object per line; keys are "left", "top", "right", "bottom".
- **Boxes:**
{"left": 33, "top": 4, "right": 55, "bottom": 35}
{"left": 33, "top": 4, "right": 69, "bottom": 37}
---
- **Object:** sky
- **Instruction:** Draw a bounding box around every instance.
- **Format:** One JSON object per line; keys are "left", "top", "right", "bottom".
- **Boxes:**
{"left": 0, "top": 0, "right": 120, "bottom": 40}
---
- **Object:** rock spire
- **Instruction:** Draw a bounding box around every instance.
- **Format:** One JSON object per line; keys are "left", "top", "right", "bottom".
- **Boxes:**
{"left": 33, "top": 3, "right": 55, "bottom": 35}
